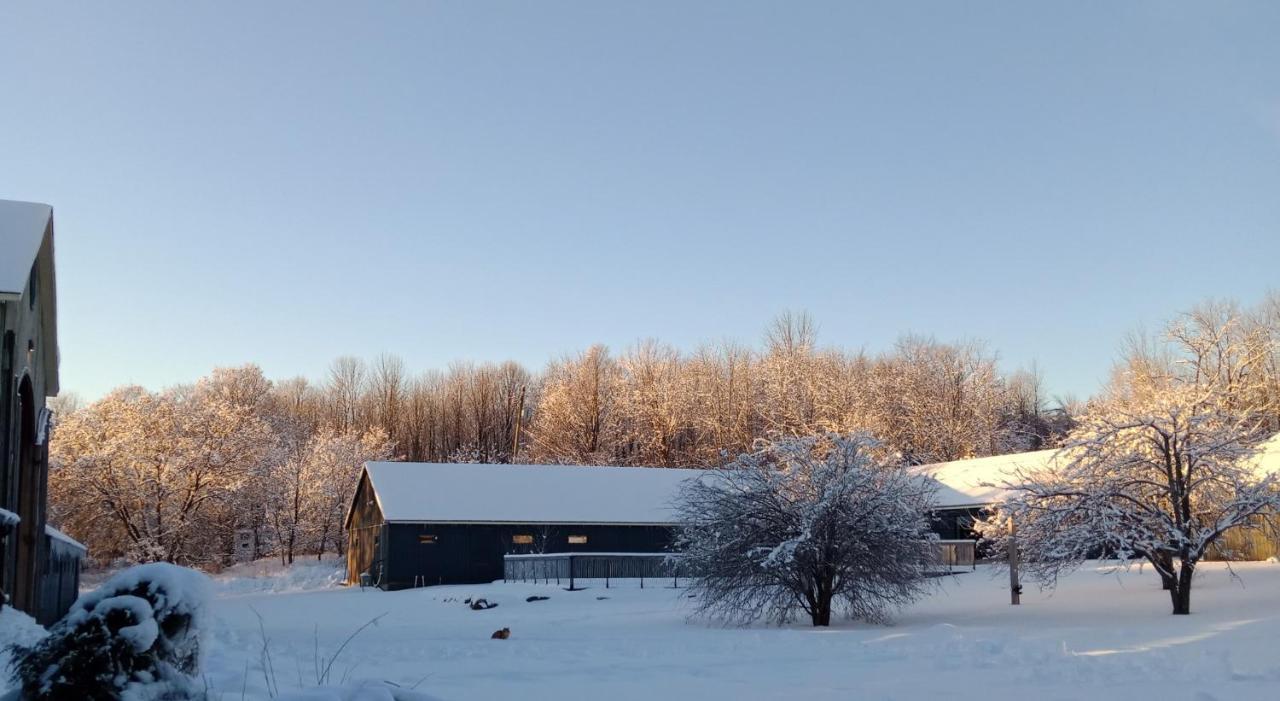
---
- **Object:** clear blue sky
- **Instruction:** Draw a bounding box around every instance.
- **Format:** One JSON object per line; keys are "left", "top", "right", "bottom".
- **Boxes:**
{"left": 2, "top": 2, "right": 1278, "bottom": 401}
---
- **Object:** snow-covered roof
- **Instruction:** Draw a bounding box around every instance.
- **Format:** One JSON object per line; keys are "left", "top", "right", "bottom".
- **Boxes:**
{"left": 45, "top": 524, "right": 86, "bottom": 552}
{"left": 361, "top": 462, "right": 709, "bottom": 525}
{"left": 915, "top": 432, "right": 1280, "bottom": 509}
{"left": 0, "top": 199, "right": 53, "bottom": 300}
{"left": 911, "top": 449, "right": 1061, "bottom": 509}
{"left": 1249, "top": 433, "right": 1280, "bottom": 477}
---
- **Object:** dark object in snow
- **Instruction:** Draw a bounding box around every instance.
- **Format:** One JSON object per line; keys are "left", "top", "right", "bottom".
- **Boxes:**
{"left": 525, "top": 595, "right": 549, "bottom": 602}
{"left": 490, "top": 627, "right": 511, "bottom": 639}
{"left": 9, "top": 562, "right": 210, "bottom": 701}
{"left": 469, "top": 598, "right": 498, "bottom": 610}
{"left": 595, "top": 596, "right": 609, "bottom": 600}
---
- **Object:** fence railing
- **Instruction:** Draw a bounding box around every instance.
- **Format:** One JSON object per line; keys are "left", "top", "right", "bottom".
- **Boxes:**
{"left": 503, "top": 552, "right": 682, "bottom": 590}
{"left": 935, "top": 539, "right": 977, "bottom": 572}
{"left": 504, "top": 541, "right": 976, "bottom": 590}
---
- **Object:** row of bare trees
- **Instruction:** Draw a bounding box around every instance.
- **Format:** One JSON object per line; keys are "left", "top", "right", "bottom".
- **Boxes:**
{"left": 50, "top": 366, "right": 393, "bottom": 568}
{"left": 280, "top": 313, "right": 1076, "bottom": 471}
{"left": 53, "top": 301, "right": 1279, "bottom": 568}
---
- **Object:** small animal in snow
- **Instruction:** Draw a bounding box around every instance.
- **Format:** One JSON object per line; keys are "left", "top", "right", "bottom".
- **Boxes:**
{"left": 491, "top": 627, "right": 511, "bottom": 640}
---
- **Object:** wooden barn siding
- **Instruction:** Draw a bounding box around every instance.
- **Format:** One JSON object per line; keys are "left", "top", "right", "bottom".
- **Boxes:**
{"left": 381, "top": 523, "right": 675, "bottom": 589}
{"left": 345, "top": 473, "right": 388, "bottom": 586}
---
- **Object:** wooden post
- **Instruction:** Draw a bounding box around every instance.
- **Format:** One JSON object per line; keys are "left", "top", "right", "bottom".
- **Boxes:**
{"left": 1008, "top": 518, "right": 1021, "bottom": 606}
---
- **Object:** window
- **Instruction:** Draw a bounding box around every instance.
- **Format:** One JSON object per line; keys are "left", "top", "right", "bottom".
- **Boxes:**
{"left": 419, "top": 534, "right": 438, "bottom": 544}
{"left": 512, "top": 534, "right": 534, "bottom": 545}
{"left": 27, "top": 264, "right": 38, "bottom": 311}
{"left": 567, "top": 535, "right": 588, "bottom": 545}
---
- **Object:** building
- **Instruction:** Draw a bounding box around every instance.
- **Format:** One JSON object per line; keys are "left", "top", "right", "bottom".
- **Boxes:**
{"left": 0, "top": 199, "right": 84, "bottom": 624}
{"left": 345, "top": 462, "right": 704, "bottom": 589}
{"left": 348, "top": 437, "right": 1280, "bottom": 591}
{"left": 345, "top": 459, "right": 1001, "bottom": 590}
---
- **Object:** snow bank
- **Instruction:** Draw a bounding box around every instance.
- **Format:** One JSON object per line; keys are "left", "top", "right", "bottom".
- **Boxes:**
{"left": 276, "top": 682, "right": 442, "bottom": 701}
{"left": 0, "top": 606, "right": 46, "bottom": 691}
{"left": 213, "top": 556, "right": 345, "bottom": 596}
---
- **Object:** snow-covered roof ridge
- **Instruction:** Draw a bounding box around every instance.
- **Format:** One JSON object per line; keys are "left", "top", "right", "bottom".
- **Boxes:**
{"left": 0, "top": 199, "right": 53, "bottom": 299}
{"left": 910, "top": 449, "right": 1061, "bottom": 509}
{"left": 45, "top": 524, "right": 87, "bottom": 552}
{"left": 363, "top": 461, "right": 710, "bottom": 525}
{"left": 914, "top": 431, "right": 1280, "bottom": 509}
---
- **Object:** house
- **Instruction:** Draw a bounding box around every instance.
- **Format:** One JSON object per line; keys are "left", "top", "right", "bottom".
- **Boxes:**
{"left": 0, "top": 199, "right": 84, "bottom": 624}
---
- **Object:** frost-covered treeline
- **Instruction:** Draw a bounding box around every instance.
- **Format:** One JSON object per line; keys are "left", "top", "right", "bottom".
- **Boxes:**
{"left": 50, "top": 366, "right": 393, "bottom": 567}
{"left": 48, "top": 313, "right": 1070, "bottom": 566}
{"left": 527, "top": 313, "right": 1073, "bottom": 466}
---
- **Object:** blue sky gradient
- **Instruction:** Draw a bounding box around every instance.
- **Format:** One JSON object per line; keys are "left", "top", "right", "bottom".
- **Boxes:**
{"left": 2, "top": 2, "right": 1278, "bottom": 400}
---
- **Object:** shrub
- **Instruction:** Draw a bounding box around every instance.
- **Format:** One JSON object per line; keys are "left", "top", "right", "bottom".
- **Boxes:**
{"left": 9, "top": 562, "right": 210, "bottom": 701}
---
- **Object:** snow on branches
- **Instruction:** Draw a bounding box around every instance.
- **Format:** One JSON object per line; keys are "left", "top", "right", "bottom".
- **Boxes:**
{"left": 674, "top": 433, "right": 938, "bottom": 627}
{"left": 979, "top": 384, "right": 1280, "bottom": 615}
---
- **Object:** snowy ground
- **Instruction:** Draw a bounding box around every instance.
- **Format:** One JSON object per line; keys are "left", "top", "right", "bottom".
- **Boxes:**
{"left": 187, "top": 560, "right": 1280, "bottom": 701}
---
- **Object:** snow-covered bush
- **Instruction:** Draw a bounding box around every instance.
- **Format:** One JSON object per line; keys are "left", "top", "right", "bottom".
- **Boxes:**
{"left": 8, "top": 563, "right": 211, "bottom": 700}
{"left": 674, "top": 433, "right": 938, "bottom": 627}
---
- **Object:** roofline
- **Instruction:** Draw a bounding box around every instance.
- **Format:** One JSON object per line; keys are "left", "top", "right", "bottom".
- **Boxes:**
{"left": 385, "top": 519, "right": 679, "bottom": 527}
{"left": 931, "top": 502, "right": 995, "bottom": 511}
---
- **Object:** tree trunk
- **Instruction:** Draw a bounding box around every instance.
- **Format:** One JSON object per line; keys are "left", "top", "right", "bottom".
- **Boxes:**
{"left": 1155, "top": 553, "right": 1175, "bottom": 591}
{"left": 1171, "top": 562, "right": 1194, "bottom": 615}
{"left": 810, "top": 579, "right": 833, "bottom": 626}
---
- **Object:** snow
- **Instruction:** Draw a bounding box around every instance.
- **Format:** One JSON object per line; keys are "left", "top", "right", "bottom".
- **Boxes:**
{"left": 0, "top": 605, "right": 47, "bottom": 672}
{"left": 0, "top": 508, "right": 19, "bottom": 528}
{"left": 363, "top": 461, "right": 708, "bottom": 525}
{"left": 44, "top": 524, "right": 85, "bottom": 551}
{"left": 68, "top": 562, "right": 212, "bottom": 643}
{"left": 179, "top": 559, "right": 1280, "bottom": 700}
{"left": 0, "top": 199, "right": 52, "bottom": 299}
{"left": 212, "top": 555, "right": 347, "bottom": 596}
{"left": 910, "top": 449, "right": 1060, "bottom": 508}
{"left": 914, "top": 431, "right": 1280, "bottom": 510}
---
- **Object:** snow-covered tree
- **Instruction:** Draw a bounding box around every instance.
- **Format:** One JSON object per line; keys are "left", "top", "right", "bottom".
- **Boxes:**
{"left": 10, "top": 563, "right": 210, "bottom": 700}
{"left": 980, "top": 384, "right": 1280, "bottom": 615}
{"left": 674, "top": 433, "right": 938, "bottom": 627}
{"left": 527, "top": 345, "right": 622, "bottom": 464}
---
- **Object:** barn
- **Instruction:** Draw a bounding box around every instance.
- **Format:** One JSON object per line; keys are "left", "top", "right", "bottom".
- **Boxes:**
{"left": 0, "top": 199, "right": 85, "bottom": 624}
{"left": 344, "top": 458, "right": 1022, "bottom": 590}
{"left": 345, "top": 462, "right": 705, "bottom": 589}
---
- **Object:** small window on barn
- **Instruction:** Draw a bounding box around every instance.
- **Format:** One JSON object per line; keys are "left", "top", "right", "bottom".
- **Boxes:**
{"left": 567, "top": 535, "right": 588, "bottom": 545}
{"left": 512, "top": 534, "right": 534, "bottom": 545}
{"left": 419, "top": 535, "right": 438, "bottom": 544}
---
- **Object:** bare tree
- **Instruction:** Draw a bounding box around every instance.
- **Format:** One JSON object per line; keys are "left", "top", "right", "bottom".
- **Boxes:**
{"left": 675, "top": 434, "right": 938, "bottom": 627}
{"left": 981, "top": 384, "right": 1279, "bottom": 615}
{"left": 326, "top": 356, "right": 367, "bottom": 432}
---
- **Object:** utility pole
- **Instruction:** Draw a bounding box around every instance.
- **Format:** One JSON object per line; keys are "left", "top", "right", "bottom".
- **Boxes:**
{"left": 1008, "top": 517, "right": 1022, "bottom": 605}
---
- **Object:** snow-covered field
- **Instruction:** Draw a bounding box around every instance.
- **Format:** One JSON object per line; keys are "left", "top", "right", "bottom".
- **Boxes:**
{"left": 183, "top": 560, "right": 1280, "bottom": 700}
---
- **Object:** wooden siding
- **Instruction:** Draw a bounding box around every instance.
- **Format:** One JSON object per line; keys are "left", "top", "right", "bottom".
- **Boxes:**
{"left": 345, "top": 472, "right": 387, "bottom": 586}
{"left": 380, "top": 522, "right": 675, "bottom": 589}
